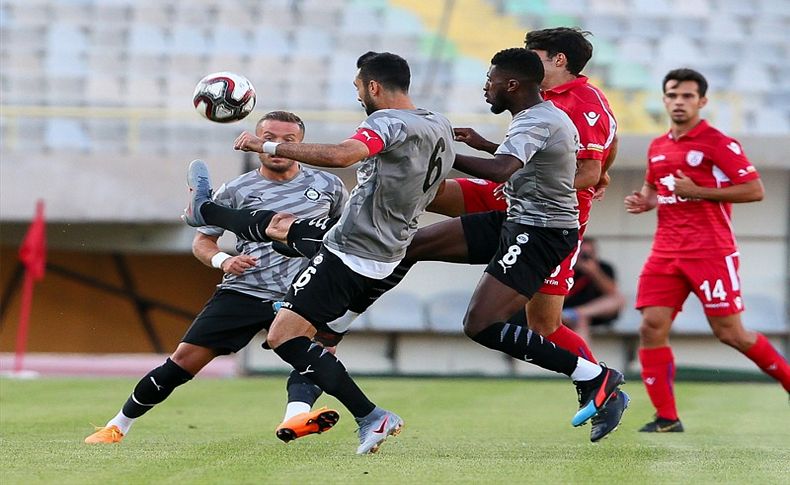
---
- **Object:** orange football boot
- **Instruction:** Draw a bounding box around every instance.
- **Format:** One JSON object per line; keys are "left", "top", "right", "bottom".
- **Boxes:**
{"left": 84, "top": 425, "right": 124, "bottom": 444}
{"left": 275, "top": 406, "right": 339, "bottom": 443}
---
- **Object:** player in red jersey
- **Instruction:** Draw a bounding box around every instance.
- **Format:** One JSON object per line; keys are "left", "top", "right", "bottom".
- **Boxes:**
{"left": 428, "top": 28, "right": 625, "bottom": 442}
{"left": 625, "top": 68, "right": 790, "bottom": 432}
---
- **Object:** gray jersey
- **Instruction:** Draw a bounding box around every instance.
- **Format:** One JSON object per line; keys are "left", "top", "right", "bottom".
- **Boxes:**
{"left": 495, "top": 101, "right": 579, "bottom": 228}
{"left": 199, "top": 166, "right": 347, "bottom": 300}
{"left": 323, "top": 108, "right": 455, "bottom": 262}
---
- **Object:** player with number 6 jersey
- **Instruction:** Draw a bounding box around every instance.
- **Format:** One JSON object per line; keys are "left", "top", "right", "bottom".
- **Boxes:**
{"left": 625, "top": 68, "right": 790, "bottom": 433}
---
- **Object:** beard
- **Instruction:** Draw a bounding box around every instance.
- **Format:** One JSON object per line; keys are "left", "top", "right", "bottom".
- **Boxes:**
{"left": 362, "top": 92, "right": 378, "bottom": 115}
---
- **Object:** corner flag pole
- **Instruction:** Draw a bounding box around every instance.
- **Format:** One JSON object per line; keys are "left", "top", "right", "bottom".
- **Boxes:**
{"left": 14, "top": 200, "right": 47, "bottom": 374}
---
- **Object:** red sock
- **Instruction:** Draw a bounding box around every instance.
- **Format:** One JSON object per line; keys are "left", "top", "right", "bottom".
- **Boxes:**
{"left": 639, "top": 346, "right": 679, "bottom": 421}
{"left": 743, "top": 333, "right": 790, "bottom": 392}
{"left": 546, "top": 324, "right": 597, "bottom": 363}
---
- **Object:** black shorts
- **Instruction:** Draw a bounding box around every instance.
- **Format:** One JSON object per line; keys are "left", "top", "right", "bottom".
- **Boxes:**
{"left": 279, "top": 216, "right": 340, "bottom": 258}
{"left": 182, "top": 289, "right": 277, "bottom": 354}
{"left": 461, "top": 211, "right": 578, "bottom": 299}
{"left": 281, "top": 246, "right": 375, "bottom": 338}
{"left": 461, "top": 211, "right": 506, "bottom": 264}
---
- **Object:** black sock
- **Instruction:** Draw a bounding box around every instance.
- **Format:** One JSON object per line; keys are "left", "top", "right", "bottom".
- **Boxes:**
{"left": 471, "top": 323, "right": 577, "bottom": 376}
{"left": 349, "top": 261, "right": 415, "bottom": 313}
{"left": 274, "top": 337, "right": 375, "bottom": 418}
{"left": 200, "top": 202, "right": 276, "bottom": 242}
{"left": 121, "top": 358, "right": 194, "bottom": 418}
{"left": 285, "top": 370, "right": 323, "bottom": 407}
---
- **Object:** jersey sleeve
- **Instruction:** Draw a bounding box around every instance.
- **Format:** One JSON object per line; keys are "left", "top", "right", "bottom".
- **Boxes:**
{"left": 328, "top": 177, "right": 349, "bottom": 219}
{"left": 197, "top": 182, "right": 232, "bottom": 237}
{"left": 494, "top": 122, "right": 550, "bottom": 166}
{"left": 355, "top": 110, "right": 408, "bottom": 154}
{"left": 568, "top": 102, "right": 615, "bottom": 161}
{"left": 712, "top": 137, "right": 760, "bottom": 184}
{"left": 644, "top": 139, "right": 659, "bottom": 186}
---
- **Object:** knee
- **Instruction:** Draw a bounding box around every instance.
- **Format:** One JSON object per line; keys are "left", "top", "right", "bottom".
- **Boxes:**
{"left": 529, "top": 319, "right": 560, "bottom": 337}
{"left": 462, "top": 308, "right": 488, "bottom": 339}
{"left": 639, "top": 314, "right": 670, "bottom": 344}
{"left": 170, "top": 344, "right": 214, "bottom": 375}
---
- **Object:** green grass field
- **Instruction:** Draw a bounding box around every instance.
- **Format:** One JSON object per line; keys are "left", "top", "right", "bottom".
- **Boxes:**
{"left": 1, "top": 376, "right": 788, "bottom": 484}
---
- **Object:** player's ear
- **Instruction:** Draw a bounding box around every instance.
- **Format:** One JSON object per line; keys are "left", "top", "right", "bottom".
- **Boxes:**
{"left": 507, "top": 79, "right": 520, "bottom": 92}
{"left": 368, "top": 80, "right": 381, "bottom": 96}
{"left": 698, "top": 96, "right": 708, "bottom": 109}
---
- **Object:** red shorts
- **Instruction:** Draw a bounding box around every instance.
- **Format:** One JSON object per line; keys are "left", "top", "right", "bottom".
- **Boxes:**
{"left": 456, "top": 178, "right": 507, "bottom": 213}
{"left": 636, "top": 253, "right": 744, "bottom": 317}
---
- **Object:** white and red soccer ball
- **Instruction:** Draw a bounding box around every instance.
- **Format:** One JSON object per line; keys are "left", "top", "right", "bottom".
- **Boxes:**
{"left": 193, "top": 71, "right": 256, "bottom": 123}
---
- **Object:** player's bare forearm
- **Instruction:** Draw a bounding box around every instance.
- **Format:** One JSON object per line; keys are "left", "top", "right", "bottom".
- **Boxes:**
{"left": 453, "top": 154, "right": 521, "bottom": 183}
{"left": 234, "top": 131, "right": 367, "bottom": 168}
{"left": 192, "top": 233, "right": 222, "bottom": 267}
{"left": 273, "top": 141, "right": 367, "bottom": 168}
{"left": 676, "top": 177, "right": 764, "bottom": 203}
{"left": 574, "top": 158, "right": 602, "bottom": 189}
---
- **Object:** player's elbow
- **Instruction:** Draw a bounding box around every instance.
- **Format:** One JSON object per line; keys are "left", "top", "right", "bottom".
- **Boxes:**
{"left": 744, "top": 180, "right": 765, "bottom": 202}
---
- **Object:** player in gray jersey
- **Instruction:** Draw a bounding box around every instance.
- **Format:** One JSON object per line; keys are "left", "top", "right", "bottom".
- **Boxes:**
{"left": 191, "top": 51, "right": 455, "bottom": 454}
{"left": 187, "top": 49, "right": 627, "bottom": 445}
{"left": 85, "top": 111, "right": 347, "bottom": 445}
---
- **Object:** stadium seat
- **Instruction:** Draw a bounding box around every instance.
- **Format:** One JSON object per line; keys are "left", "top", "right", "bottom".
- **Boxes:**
{"left": 611, "top": 295, "right": 641, "bottom": 334}
{"left": 45, "top": 76, "right": 87, "bottom": 106}
{"left": 741, "top": 294, "right": 787, "bottom": 333}
{"left": 366, "top": 291, "right": 428, "bottom": 332}
{"left": 607, "top": 62, "right": 651, "bottom": 91}
{"left": 425, "top": 291, "right": 473, "bottom": 334}
{"left": 656, "top": 37, "right": 701, "bottom": 65}
{"left": 705, "top": 13, "right": 746, "bottom": 42}
{"left": 170, "top": 27, "right": 211, "bottom": 55}
{"left": 752, "top": 108, "right": 790, "bottom": 135}
{"left": 209, "top": 26, "right": 253, "bottom": 56}
{"left": 86, "top": 75, "right": 125, "bottom": 106}
{"left": 673, "top": 0, "right": 710, "bottom": 17}
{"left": 128, "top": 25, "right": 168, "bottom": 54}
{"left": 732, "top": 62, "right": 772, "bottom": 94}
{"left": 44, "top": 118, "right": 90, "bottom": 151}
{"left": 618, "top": 38, "right": 654, "bottom": 63}
{"left": 45, "top": 51, "right": 88, "bottom": 77}
{"left": 382, "top": 8, "right": 424, "bottom": 35}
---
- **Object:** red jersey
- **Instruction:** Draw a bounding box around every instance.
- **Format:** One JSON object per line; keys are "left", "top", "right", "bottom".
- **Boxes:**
{"left": 543, "top": 76, "right": 617, "bottom": 227}
{"left": 645, "top": 120, "right": 760, "bottom": 258}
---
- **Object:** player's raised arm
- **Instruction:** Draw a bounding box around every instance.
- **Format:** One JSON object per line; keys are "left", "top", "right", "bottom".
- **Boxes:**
{"left": 234, "top": 132, "right": 371, "bottom": 168}
{"left": 453, "top": 153, "right": 522, "bottom": 183}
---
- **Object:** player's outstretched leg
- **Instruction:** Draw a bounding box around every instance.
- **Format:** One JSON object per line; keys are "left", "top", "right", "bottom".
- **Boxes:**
{"left": 85, "top": 358, "right": 193, "bottom": 444}
{"left": 355, "top": 408, "right": 404, "bottom": 455}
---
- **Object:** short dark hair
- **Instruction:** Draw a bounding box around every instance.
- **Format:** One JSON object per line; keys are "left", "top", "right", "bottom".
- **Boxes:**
{"left": 490, "top": 47, "right": 544, "bottom": 85}
{"left": 524, "top": 27, "right": 593, "bottom": 76}
{"left": 662, "top": 68, "right": 708, "bottom": 97}
{"left": 258, "top": 110, "right": 305, "bottom": 134}
{"left": 356, "top": 51, "right": 410, "bottom": 92}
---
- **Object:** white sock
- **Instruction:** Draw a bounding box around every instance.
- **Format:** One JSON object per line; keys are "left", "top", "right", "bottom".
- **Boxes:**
{"left": 106, "top": 410, "right": 135, "bottom": 435}
{"left": 570, "top": 358, "right": 603, "bottom": 381}
{"left": 283, "top": 401, "right": 311, "bottom": 422}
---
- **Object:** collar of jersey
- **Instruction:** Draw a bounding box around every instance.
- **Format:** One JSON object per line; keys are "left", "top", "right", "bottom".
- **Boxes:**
{"left": 544, "top": 75, "right": 589, "bottom": 96}
{"left": 667, "top": 119, "right": 709, "bottom": 140}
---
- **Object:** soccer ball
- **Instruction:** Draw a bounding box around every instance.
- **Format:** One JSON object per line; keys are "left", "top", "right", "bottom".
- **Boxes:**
{"left": 193, "top": 72, "right": 256, "bottom": 123}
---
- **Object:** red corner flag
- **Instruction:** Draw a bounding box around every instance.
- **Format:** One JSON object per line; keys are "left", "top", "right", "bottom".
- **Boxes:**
{"left": 14, "top": 200, "right": 47, "bottom": 373}
{"left": 19, "top": 200, "right": 47, "bottom": 280}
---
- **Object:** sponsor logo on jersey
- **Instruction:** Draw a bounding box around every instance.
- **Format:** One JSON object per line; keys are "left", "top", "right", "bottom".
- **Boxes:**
{"left": 583, "top": 111, "right": 600, "bottom": 126}
{"left": 704, "top": 301, "right": 731, "bottom": 309}
{"left": 516, "top": 233, "right": 530, "bottom": 244}
{"left": 650, "top": 154, "right": 666, "bottom": 163}
{"left": 304, "top": 187, "right": 320, "bottom": 201}
{"left": 313, "top": 254, "right": 324, "bottom": 265}
{"left": 726, "top": 141, "right": 742, "bottom": 155}
{"left": 686, "top": 150, "right": 704, "bottom": 167}
{"left": 657, "top": 174, "right": 694, "bottom": 204}
{"left": 659, "top": 174, "right": 676, "bottom": 191}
